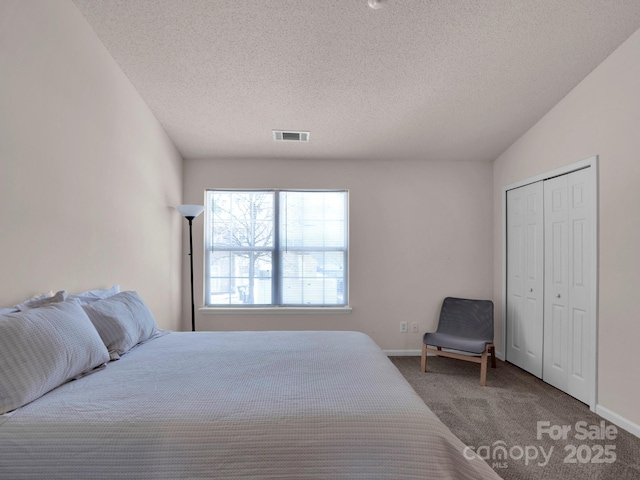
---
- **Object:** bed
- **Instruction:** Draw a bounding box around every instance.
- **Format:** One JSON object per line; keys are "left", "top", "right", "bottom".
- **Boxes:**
{"left": 0, "top": 292, "right": 500, "bottom": 479}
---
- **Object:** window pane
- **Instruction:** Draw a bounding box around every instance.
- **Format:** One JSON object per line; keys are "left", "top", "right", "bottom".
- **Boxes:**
{"left": 280, "top": 191, "right": 346, "bottom": 249}
{"left": 281, "top": 251, "right": 345, "bottom": 305}
{"left": 208, "top": 251, "right": 272, "bottom": 305}
{"left": 211, "top": 191, "right": 274, "bottom": 248}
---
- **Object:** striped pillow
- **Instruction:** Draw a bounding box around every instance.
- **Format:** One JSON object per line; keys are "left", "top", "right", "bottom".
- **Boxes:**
{"left": 0, "top": 301, "right": 110, "bottom": 414}
{"left": 82, "top": 291, "right": 158, "bottom": 360}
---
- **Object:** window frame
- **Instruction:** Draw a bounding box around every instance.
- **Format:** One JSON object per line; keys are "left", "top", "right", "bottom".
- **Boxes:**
{"left": 202, "top": 188, "right": 350, "bottom": 313}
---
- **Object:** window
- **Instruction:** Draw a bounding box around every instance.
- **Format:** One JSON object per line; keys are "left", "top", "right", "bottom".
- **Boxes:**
{"left": 205, "top": 190, "right": 348, "bottom": 307}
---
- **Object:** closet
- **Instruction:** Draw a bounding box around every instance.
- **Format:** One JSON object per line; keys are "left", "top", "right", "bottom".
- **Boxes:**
{"left": 506, "top": 166, "right": 594, "bottom": 405}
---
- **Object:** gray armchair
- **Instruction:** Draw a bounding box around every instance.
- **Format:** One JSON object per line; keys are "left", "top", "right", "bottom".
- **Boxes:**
{"left": 420, "top": 297, "right": 496, "bottom": 386}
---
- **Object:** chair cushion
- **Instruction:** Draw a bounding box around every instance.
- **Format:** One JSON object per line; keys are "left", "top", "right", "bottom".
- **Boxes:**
{"left": 423, "top": 332, "right": 491, "bottom": 354}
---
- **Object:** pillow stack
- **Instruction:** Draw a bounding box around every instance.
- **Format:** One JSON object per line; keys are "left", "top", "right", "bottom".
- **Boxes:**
{"left": 81, "top": 291, "right": 159, "bottom": 360}
{"left": 0, "top": 301, "right": 110, "bottom": 415}
{"left": 0, "top": 288, "right": 161, "bottom": 415}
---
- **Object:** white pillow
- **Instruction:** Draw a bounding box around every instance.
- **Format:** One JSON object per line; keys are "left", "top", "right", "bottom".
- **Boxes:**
{"left": 82, "top": 291, "right": 158, "bottom": 360}
{"left": 68, "top": 285, "right": 120, "bottom": 304}
{"left": 16, "top": 290, "right": 67, "bottom": 312}
{"left": 0, "top": 301, "right": 110, "bottom": 415}
{"left": 1, "top": 291, "right": 54, "bottom": 314}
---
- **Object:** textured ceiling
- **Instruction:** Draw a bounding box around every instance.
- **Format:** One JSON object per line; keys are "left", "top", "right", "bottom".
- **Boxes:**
{"left": 72, "top": 0, "right": 640, "bottom": 162}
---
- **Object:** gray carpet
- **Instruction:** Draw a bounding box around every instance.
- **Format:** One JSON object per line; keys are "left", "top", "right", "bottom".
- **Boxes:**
{"left": 390, "top": 356, "right": 640, "bottom": 480}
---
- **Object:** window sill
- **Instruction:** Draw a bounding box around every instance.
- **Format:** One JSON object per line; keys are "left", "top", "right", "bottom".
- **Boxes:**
{"left": 199, "top": 306, "right": 352, "bottom": 315}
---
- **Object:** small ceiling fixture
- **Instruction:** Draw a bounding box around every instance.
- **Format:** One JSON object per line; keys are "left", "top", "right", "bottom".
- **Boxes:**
{"left": 273, "top": 130, "right": 310, "bottom": 142}
{"left": 367, "top": 0, "right": 384, "bottom": 9}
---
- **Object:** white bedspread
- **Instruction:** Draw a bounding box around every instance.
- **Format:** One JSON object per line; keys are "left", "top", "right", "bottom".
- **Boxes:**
{"left": 0, "top": 331, "right": 500, "bottom": 479}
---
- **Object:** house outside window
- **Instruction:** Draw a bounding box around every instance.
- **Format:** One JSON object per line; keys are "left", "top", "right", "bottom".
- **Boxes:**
{"left": 205, "top": 189, "right": 348, "bottom": 307}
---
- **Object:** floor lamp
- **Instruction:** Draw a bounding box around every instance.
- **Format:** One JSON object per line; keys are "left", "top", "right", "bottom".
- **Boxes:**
{"left": 177, "top": 205, "right": 205, "bottom": 332}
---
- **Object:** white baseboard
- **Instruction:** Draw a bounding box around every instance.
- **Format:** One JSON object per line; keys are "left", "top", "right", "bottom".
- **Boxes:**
{"left": 383, "top": 349, "right": 422, "bottom": 356}
{"left": 595, "top": 404, "right": 640, "bottom": 439}
{"left": 495, "top": 350, "right": 505, "bottom": 361}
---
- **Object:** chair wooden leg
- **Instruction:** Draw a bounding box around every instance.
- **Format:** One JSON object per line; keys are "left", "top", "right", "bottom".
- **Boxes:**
{"left": 423, "top": 342, "right": 494, "bottom": 385}
{"left": 480, "top": 349, "right": 488, "bottom": 386}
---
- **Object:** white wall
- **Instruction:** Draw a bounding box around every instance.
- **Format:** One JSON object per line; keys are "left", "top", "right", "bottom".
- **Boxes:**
{"left": 0, "top": 1, "right": 183, "bottom": 329}
{"left": 183, "top": 157, "right": 494, "bottom": 350}
{"left": 493, "top": 28, "right": 640, "bottom": 428}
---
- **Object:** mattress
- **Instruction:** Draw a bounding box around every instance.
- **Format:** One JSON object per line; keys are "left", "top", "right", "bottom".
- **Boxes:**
{"left": 0, "top": 331, "right": 500, "bottom": 479}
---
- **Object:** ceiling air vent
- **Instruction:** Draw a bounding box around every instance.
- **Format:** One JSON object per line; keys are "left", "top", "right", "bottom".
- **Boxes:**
{"left": 273, "top": 130, "right": 310, "bottom": 142}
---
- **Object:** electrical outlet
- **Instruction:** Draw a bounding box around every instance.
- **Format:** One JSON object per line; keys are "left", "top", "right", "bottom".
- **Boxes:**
{"left": 411, "top": 322, "right": 419, "bottom": 333}
{"left": 400, "top": 321, "right": 408, "bottom": 333}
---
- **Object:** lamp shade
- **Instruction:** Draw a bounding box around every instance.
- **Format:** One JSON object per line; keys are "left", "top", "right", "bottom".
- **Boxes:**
{"left": 177, "top": 205, "right": 204, "bottom": 219}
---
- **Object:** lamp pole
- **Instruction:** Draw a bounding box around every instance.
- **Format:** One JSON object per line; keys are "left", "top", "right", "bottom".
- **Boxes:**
{"left": 176, "top": 205, "right": 205, "bottom": 332}
{"left": 186, "top": 216, "right": 196, "bottom": 332}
